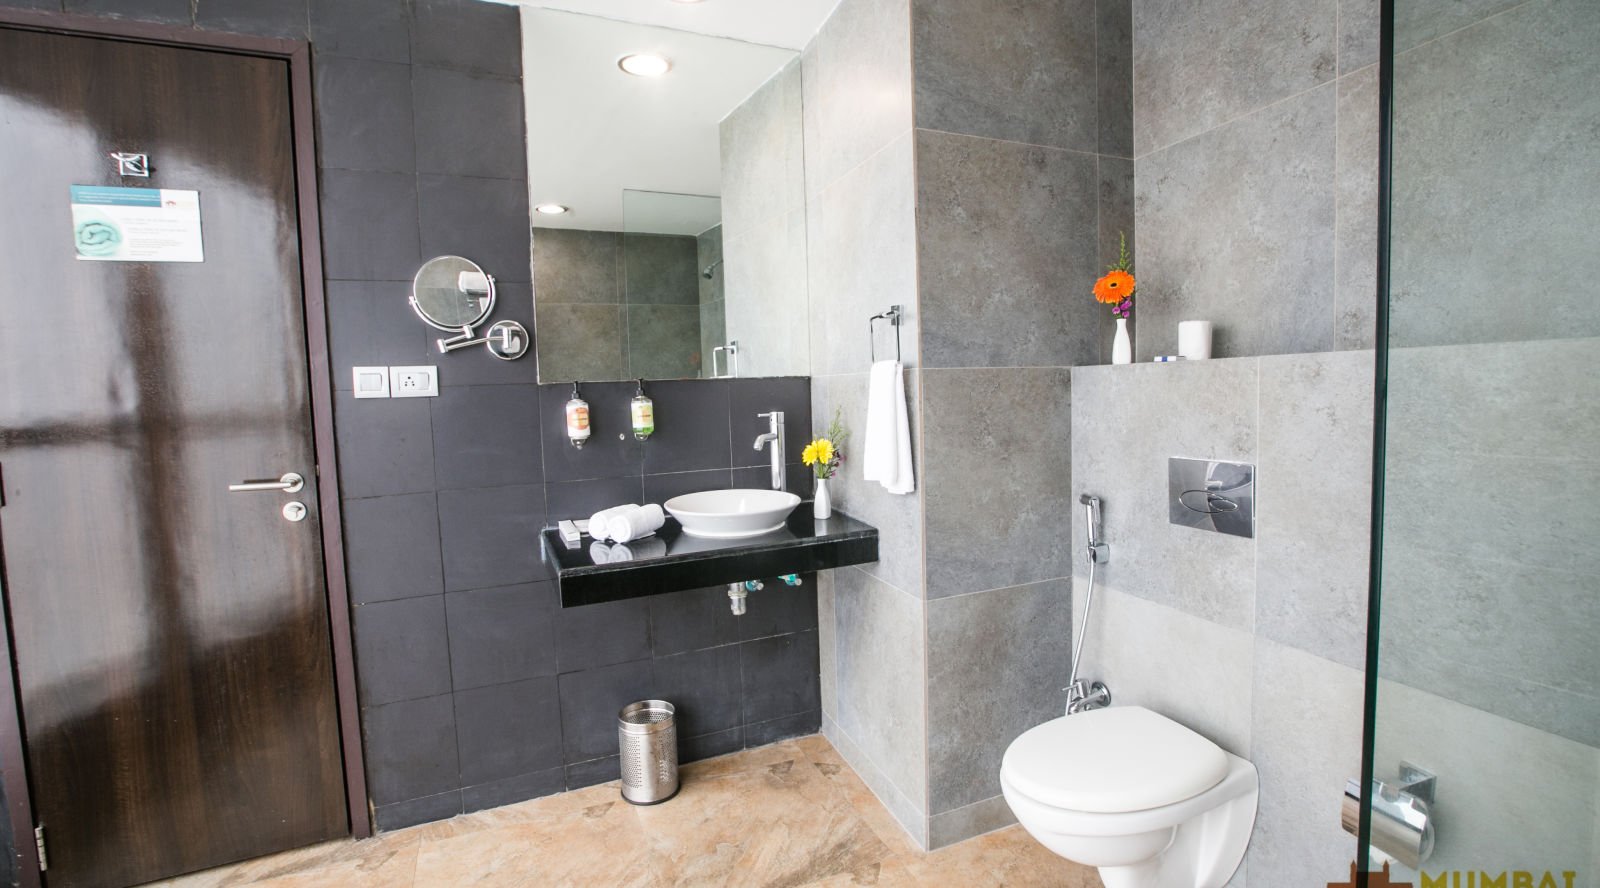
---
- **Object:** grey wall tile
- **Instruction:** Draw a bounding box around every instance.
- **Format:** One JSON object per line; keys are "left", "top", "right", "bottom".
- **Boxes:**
{"left": 555, "top": 596, "right": 651, "bottom": 673}
{"left": 455, "top": 676, "right": 564, "bottom": 785}
{"left": 833, "top": 567, "right": 928, "bottom": 809}
{"left": 532, "top": 229, "right": 620, "bottom": 305}
{"left": 418, "top": 174, "right": 531, "bottom": 283}
{"left": 720, "top": 58, "right": 805, "bottom": 242}
{"left": 1132, "top": 0, "right": 1336, "bottom": 156}
{"left": 326, "top": 280, "right": 429, "bottom": 387}
{"left": 805, "top": 0, "right": 914, "bottom": 190}
{"left": 363, "top": 694, "right": 459, "bottom": 805}
{"left": 622, "top": 235, "right": 699, "bottom": 306}
{"left": 343, "top": 492, "right": 444, "bottom": 605}
{"left": 807, "top": 135, "right": 919, "bottom": 376}
{"left": 642, "top": 469, "right": 733, "bottom": 506}
{"left": 736, "top": 578, "right": 818, "bottom": 642}
{"left": 334, "top": 394, "right": 436, "bottom": 498}
{"left": 545, "top": 475, "right": 643, "bottom": 524}
{"left": 625, "top": 306, "right": 702, "bottom": 381}
{"left": 437, "top": 282, "right": 540, "bottom": 387}
{"left": 1096, "top": 0, "right": 1134, "bottom": 157}
{"left": 412, "top": 67, "right": 526, "bottom": 180}
{"left": 1387, "top": 339, "right": 1600, "bottom": 463}
{"left": 1378, "top": 544, "right": 1600, "bottom": 747}
{"left": 445, "top": 582, "right": 558, "bottom": 691}
{"left": 912, "top": 0, "right": 1098, "bottom": 152}
{"left": 1392, "top": 0, "right": 1526, "bottom": 51}
{"left": 740, "top": 631, "right": 822, "bottom": 725}
{"left": 374, "top": 789, "right": 461, "bottom": 831}
{"left": 437, "top": 483, "right": 549, "bottom": 591}
{"left": 196, "top": 0, "right": 307, "bottom": 39}
{"left": 311, "top": 0, "right": 410, "bottom": 64}
{"left": 536, "top": 382, "right": 641, "bottom": 481}
{"left": 916, "top": 131, "right": 1099, "bottom": 369}
{"left": 1338, "top": 0, "right": 1380, "bottom": 73}
{"left": 730, "top": 376, "right": 812, "bottom": 469}
{"left": 353, "top": 595, "right": 452, "bottom": 706}
{"left": 1070, "top": 359, "right": 1259, "bottom": 630}
{"left": 314, "top": 56, "right": 415, "bottom": 173}
{"left": 722, "top": 210, "right": 811, "bottom": 379}
{"left": 64, "top": 0, "right": 188, "bottom": 24}
{"left": 810, "top": 372, "right": 923, "bottom": 596}
{"left": 744, "top": 711, "right": 820, "bottom": 748}
{"left": 1256, "top": 351, "right": 1372, "bottom": 669}
{"left": 1389, "top": 0, "right": 1600, "bottom": 347}
{"left": 1374, "top": 679, "right": 1598, "bottom": 879}
{"left": 927, "top": 580, "right": 1073, "bottom": 813}
{"left": 534, "top": 304, "right": 626, "bottom": 384}
{"left": 411, "top": 0, "right": 521, "bottom": 78}
{"left": 557, "top": 659, "right": 653, "bottom": 762}
{"left": 816, "top": 571, "right": 838, "bottom": 722}
{"left": 640, "top": 379, "right": 731, "bottom": 474}
{"left": 926, "top": 795, "right": 1016, "bottom": 850}
{"left": 319, "top": 169, "right": 421, "bottom": 282}
{"left": 922, "top": 368, "right": 1073, "bottom": 598}
{"left": 649, "top": 585, "right": 740, "bottom": 657}
{"left": 462, "top": 767, "right": 564, "bottom": 814}
{"left": 1334, "top": 67, "right": 1379, "bottom": 350}
{"left": 1079, "top": 586, "right": 1254, "bottom": 756}
{"left": 652, "top": 643, "right": 745, "bottom": 739}
{"left": 429, "top": 384, "right": 542, "bottom": 490}
{"left": 1246, "top": 641, "right": 1364, "bottom": 886}
{"left": 1134, "top": 85, "right": 1337, "bottom": 359}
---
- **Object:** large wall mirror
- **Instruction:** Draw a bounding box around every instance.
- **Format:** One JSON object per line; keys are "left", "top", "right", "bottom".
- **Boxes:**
{"left": 521, "top": 8, "right": 810, "bottom": 382}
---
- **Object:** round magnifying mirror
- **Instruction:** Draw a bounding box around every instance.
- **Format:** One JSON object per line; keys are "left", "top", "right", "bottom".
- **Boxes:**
{"left": 411, "top": 255, "right": 494, "bottom": 332}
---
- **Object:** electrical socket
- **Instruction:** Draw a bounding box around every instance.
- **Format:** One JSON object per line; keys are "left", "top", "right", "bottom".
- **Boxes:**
{"left": 389, "top": 365, "right": 438, "bottom": 398}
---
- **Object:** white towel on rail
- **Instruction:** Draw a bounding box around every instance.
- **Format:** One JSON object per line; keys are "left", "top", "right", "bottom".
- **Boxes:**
{"left": 862, "top": 359, "right": 914, "bottom": 495}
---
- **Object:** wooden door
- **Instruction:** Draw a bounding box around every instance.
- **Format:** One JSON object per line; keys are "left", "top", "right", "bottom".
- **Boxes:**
{"left": 0, "top": 28, "right": 347, "bottom": 888}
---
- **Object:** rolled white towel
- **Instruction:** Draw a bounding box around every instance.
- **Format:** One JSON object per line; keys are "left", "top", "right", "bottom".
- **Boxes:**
{"left": 610, "top": 536, "right": 667, "bottom": 562}
{"left": 587, "top": 504, "right": 640, "bottom": 541}
{"left": 608, "top": 503, "right": 665, "bottom": 543}
{"left": 588, "top": 541, "right": 613, "bottom": 564}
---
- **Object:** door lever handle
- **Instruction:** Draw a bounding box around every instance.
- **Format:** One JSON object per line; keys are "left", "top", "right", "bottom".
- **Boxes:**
{"left": 228, "top": 472, "right": 304, "bottom": 493}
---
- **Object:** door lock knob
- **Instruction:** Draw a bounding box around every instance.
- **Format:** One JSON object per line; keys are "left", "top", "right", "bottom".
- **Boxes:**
{"left": 282, "top": 502, "right": 307, "bottom": 522}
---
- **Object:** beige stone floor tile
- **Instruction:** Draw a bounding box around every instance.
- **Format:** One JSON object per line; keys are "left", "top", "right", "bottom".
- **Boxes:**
{"left": 141, "top": 736, "right": 1100, "bottom": 888}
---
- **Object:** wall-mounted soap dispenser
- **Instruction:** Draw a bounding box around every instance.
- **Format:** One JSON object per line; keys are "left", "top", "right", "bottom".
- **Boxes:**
{"left": 566, "top": 383, "right": 590, "bottom": 449}
{"left": 631, "top": 379, "right": 654, "bottom": 441}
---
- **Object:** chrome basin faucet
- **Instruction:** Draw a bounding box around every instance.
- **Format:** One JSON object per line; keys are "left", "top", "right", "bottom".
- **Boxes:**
{"left": 754, "top": 411, "right": 785, "bottom": 492}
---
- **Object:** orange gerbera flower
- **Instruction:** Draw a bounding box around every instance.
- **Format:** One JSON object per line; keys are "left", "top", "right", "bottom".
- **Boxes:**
{"left": 1093, "top": 270, "right": 1135, "bottom": 304}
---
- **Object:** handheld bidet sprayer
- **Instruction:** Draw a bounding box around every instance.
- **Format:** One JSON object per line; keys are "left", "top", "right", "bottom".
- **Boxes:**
{"left": 1066, "top": 494, "right": 1111, "bottom": 714}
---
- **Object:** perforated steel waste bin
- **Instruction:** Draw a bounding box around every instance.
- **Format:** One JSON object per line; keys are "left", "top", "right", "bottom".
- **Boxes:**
{"left": 618, "top": 699, "right": 678, "bottom": 805}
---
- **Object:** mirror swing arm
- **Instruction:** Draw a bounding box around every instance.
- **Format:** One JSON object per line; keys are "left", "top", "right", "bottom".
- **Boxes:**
{"left": 409, "top": 255, "right": 529, "bottom": 361}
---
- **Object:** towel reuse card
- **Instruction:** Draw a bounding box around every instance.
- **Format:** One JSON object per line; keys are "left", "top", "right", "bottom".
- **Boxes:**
{"left": 862, "top": 359, "right": 914, "bottom": 495}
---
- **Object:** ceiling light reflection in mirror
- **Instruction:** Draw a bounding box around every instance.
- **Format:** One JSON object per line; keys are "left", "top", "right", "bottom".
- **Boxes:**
{"left": 521, "top": 7, "right": 810, "bottom": 383}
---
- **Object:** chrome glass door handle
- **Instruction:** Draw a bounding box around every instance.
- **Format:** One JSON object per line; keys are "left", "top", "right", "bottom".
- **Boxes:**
{"left": 228, "top": 472, "right": 304, "bottom": 493}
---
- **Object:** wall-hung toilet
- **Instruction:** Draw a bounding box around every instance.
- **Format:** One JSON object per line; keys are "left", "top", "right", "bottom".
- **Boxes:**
{"left": 1000, "top": 706, "right": 1258, "bottom": 888}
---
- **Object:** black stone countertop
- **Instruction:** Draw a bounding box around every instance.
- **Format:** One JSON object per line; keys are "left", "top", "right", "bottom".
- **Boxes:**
{"left": 541, "top": 502, "right": 878, "bottom": 607}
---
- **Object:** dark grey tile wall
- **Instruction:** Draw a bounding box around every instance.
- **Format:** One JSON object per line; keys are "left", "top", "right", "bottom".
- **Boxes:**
{"left": 0, "top": 0, "right": 820, "bottom": 838}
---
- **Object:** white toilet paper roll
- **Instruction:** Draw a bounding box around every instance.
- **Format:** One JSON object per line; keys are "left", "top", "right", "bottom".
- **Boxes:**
{"left": 1178, "top": 320, "right": 1213, "bottom": 360}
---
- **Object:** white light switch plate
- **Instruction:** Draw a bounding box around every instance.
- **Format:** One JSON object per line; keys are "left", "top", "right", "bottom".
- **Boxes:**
{"left": 390, "top": 365, "right": 439, "bottom": 398}
{"left": 352, "top": 366, "right": 390, "bottom": 398}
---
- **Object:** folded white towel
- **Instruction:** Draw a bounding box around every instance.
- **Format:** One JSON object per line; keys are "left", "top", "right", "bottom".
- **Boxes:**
{"left": 588, "top": 541, "right": 613, "bottom": 564}
{"left": 862, "top": 359, "right": 915, "bottom": 495}
{"left": 608, "top": 503, "right": 665, "bottom": 543}
{"left": 587, "top": 504, "right": 640, "bottom": 541}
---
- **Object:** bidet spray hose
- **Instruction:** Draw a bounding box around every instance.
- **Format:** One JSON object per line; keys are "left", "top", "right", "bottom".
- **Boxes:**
{"left": 1067, "top": 555, "right": 1097, "bottom": 688}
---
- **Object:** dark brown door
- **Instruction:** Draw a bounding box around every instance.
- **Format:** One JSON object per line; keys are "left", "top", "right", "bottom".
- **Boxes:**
{"left": 0, "top": 28, "right": 346, "bottom": 888}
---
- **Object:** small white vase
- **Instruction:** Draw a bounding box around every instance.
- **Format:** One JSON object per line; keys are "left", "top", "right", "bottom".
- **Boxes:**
{"left": 814, "top": 477, "right": 832, "bottom": 520}
{"left": 1112, "top": 317, "right": 1132, "bottom": 365}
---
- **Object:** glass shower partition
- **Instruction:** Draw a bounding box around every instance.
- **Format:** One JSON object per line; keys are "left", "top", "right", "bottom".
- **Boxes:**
{"left": 1363, "top": 0, "right": 1600, "bottom": 884}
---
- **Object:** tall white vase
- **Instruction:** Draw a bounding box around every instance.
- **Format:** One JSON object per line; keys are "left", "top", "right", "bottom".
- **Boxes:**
{"left": 814, "top": 477, "right": 832, "bottom": 520}
{"left": 1112, "top": 317, "right": 1132, "bottom": 365}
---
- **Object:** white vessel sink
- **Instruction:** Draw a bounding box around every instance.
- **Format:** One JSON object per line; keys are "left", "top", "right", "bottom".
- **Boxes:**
{"left": 664, "top": 489, "right": 801, "bottom": 539}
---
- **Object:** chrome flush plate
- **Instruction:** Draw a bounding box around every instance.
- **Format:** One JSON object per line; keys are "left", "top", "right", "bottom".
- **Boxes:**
{"left": 1168, "top": 457, "right": 1256, "bottom": 538}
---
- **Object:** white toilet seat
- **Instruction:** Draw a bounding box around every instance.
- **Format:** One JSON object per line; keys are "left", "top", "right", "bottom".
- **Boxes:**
{"left": 1001, "top": 706, "right": 1230, "bottom": 813}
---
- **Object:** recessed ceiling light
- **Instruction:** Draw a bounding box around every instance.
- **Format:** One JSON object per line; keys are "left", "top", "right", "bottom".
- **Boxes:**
{"left": 534, "top": 203, "right": 569, "bottom": 215}
{"left": 618, "top": 54, "right": 671, "bottom": 77}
